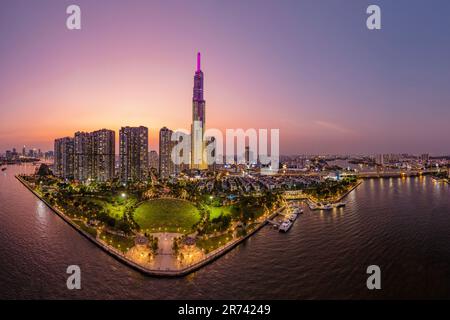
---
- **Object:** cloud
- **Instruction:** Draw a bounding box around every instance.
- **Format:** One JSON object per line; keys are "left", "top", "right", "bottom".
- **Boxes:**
{"left": 314, "top": 120, "right": 355, "bottom": 135}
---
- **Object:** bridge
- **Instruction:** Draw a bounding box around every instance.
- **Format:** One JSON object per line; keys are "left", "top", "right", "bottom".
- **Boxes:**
{"left": 356, "top": 169, "right": 445, "bottom": 178}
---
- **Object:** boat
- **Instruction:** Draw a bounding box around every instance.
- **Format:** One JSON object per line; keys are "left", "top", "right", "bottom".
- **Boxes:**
{"left": 292, "top": 207, "right": 303, "bottom": 214}
{"left": 335, "top": 202, "right": 346, "bottom": 208}
{"left": 288, "top": 213, "right": 298, "bottom": 221}
{"left": 321, "top": 204, "right": 333, "bottom": 210}
{"left": 279, "top": 220, "right": 293, "bottom": 232}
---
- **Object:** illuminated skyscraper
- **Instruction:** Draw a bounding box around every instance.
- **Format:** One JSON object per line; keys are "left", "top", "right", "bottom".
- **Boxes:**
{"left": 191, "top": 52, "right": 206, "bottom": 170}
{"left": 119, "top": 126, "right": 149, "bottom": 182}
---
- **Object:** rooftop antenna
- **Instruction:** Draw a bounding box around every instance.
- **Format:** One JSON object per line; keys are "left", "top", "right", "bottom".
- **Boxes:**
{"left": 197, "top": 52, "right": 201, "bottom": 72}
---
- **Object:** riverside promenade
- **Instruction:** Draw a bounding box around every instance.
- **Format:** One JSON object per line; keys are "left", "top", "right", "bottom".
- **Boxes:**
{"left": 283, "top": 180, "right": 362, "bottom": 210}
{"left": 16, "top": 174, "right": 283, "bottom": 277}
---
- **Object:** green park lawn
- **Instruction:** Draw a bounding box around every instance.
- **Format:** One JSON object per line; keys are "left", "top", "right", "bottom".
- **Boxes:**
{"left": 134, "top": 199, "right": 201, "bottom": 233}
{"left": 196, "top": 232, "right": 233, "bottom": 253}
{"left": 88, "top": 194, "right": 137, "bottom": 220}
{"left": 206, "top": 205, "right": 234, "bottom": 220}
{"left": 99, "top": 231, "right": 135, "bottom": 253}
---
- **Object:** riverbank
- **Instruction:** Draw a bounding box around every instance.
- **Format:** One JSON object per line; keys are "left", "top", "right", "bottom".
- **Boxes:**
{"left": 16, "top": 174, "right": 282, "bottom": 277}
{"left": 305, "top": 180, "right": 362, "bottom": 210}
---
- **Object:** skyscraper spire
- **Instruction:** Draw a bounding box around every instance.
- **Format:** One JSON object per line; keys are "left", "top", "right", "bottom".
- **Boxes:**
{"left": 191, "top": 52, "right": 206, "bottom": 170}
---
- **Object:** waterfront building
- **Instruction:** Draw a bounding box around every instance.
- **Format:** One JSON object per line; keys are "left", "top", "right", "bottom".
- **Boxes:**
{"left": 92, "top": 129, "right": 115, "bottom": 182}
{"left": 74, "top": 129, "right": 115, "bottom": 182}
{"left": 74, "top": 131, "right": 93, "bottom": 181}
{"left": 191, "top": 52, "right": 207, "bottom": 170}
{"left": 119, "top": 126, "right": 149, "bottom": 182}
{"left": 54, "top": 137, "right": 74, "bottom": 179}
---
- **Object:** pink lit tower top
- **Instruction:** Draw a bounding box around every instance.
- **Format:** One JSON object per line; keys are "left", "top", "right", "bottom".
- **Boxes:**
{"left": 193, "top": 52, "right": 205, "bottom": 104}
{"left": 191, "top": 52, "right": 206, "bottom": 169}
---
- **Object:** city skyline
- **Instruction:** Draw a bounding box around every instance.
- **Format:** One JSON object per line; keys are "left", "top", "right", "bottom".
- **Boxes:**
{"left": 2, "top": 1, "right": 450, "bottom": 303}
{"left": 2, "top": 0, "right": 450, "bottom": 155}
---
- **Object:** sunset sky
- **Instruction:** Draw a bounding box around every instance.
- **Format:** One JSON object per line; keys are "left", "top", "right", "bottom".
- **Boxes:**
{"left": 1, "top": 0, "right": 450, "bottom": 155}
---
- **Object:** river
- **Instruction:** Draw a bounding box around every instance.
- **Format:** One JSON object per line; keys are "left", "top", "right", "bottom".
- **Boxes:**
{"left": 1, "top": 164, "right": 449, "bottom": 299}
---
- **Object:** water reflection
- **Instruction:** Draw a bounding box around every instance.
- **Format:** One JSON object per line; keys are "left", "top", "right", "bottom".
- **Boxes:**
{"left": 35, "top": 200, "right": 49, "bottom": 226}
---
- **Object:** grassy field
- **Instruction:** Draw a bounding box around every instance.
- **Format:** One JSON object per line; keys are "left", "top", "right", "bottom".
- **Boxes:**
{"left": 134, "top": 199, "right": 201, "bottom": 233}
{"left": 206, "top": 205, "right": 234, "bottom": 220}
{"left": 99, "top": 232, "right": 135, "bottom": 253}
{"left": 196, "top": 232, "right": 233, "bottom": 253}
{"left": 75, "top": 221, "right": 98, "bottom": 238}
{"left": 88, "top": 195, "right": 137, "bottom": 220}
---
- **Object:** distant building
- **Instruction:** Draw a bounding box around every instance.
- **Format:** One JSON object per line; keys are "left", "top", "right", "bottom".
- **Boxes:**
{"left": 119, "top": 126, "right": 149, "bottom": 182}
{"left": 375, "top": 154, "right": 384, "bottom": 166}
{"left": 245, "top": 146, "right": 250, "bottom": 165}
{"left": 54, "top": 137, "right": 74, "bottom": 179}
{"left": 206, "top": 136, "right": 217, "bottom": 171}
{"left": 149, "top": 150, "right": 159, "bottom": 173}
{"left": 5, "top": 150, "right": 12, "bottom": 161}
{"left": 421, "top": 153, "right": 429, "bottom": 163}
{"left": 159, "top": 127, "right": 175, "bottom": 179}
{"left": 44, "top": 151, "right": 54, "bottom": 161}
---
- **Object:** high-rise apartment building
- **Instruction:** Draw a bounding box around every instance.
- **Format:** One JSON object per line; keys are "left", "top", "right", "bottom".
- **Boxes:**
{"left": 74, "top": 129, "right": 115, "bottom": 182}
{"left": 159, "top": 127, "right": 175, "bottom": 179}
{"left": 74, "top": 132, "right": 93, "bottom": 181}
{"left": 119, "top": 126, "right": 149, "bottom": 182}
{"left": 54, "top": 137, "right": 74, "bottom": 179}
{"left": 92, "top": 129, "right": 115, "bottom": 182}
{"left": 149, "top": 150, "right": 159, "bottom": 173}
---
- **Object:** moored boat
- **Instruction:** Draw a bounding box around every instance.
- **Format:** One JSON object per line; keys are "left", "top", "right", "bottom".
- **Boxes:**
{"left": 279, "top": 220, "right": 293, "bottom": 232}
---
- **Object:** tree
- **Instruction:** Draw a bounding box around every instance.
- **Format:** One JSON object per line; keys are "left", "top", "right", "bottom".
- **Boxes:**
{"left": 36, "top": 164, "right": 53, "bottom": 177}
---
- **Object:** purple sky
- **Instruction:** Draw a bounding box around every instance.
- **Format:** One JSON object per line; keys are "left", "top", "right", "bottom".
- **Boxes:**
{"left": 1, "top": 0, "right": 450, "bottom": 155}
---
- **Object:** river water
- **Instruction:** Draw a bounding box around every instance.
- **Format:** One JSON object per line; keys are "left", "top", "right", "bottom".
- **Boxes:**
{"left": 1, "top": 164, "right": 449, "bottom": 299}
